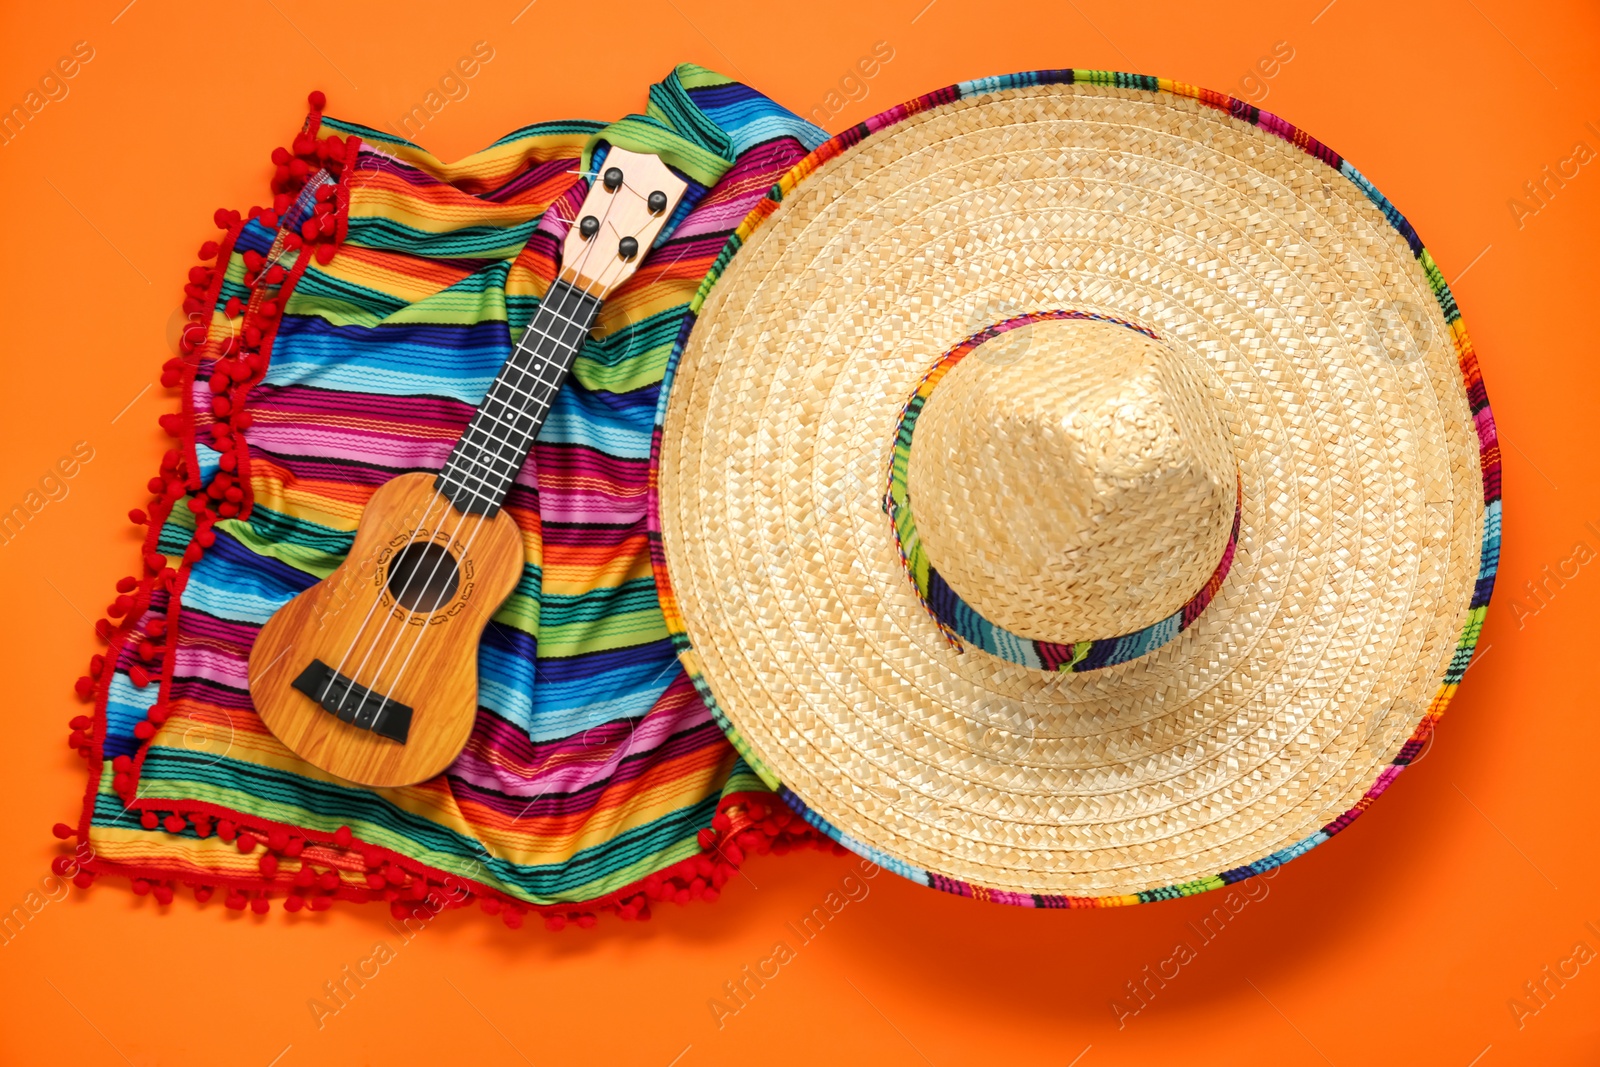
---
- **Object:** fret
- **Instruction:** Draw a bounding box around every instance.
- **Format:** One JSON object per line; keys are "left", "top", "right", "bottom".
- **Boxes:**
{"left": 436, "top": 278, "right": 602, "bottom": 515}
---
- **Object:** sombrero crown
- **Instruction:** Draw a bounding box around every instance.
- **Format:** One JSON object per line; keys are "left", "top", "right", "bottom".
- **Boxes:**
{"left": 899, "top": 316, "right": 1239, "bottom": 663}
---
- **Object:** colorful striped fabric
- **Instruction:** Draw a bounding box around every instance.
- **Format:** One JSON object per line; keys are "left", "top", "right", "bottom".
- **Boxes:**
{"left": 65, "top": 66, "right": 833, "bottom": 921}
{"left": 647, "top": 69, "right": 1502, "bottom": 908}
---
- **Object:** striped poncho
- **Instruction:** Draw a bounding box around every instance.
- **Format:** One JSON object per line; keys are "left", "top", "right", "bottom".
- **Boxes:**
{"left": 61, "top": 65, "right": 836, "bottom": 924}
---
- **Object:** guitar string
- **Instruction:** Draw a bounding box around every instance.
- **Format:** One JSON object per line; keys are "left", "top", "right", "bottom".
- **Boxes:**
{"left": 341, "top": 277, "right": 595, "bottom": 731}
{"left": 328, "top": 264, "right": 600, "bottom": 723}
{"left": 340, "top": 176, "right": 655, "bottom": 731}
{"left": 365, "top": 192, "right": 669, "bottom": 732}
{"left": 316, "top": 175, "right": 621, "bottom": 714}
{"left": 309, "top": 167, "right": 606, "bottom": 708}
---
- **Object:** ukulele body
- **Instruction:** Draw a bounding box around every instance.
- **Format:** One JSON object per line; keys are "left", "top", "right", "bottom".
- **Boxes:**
{"left": 248, "top": 472, "right": 524, "bottom": 787}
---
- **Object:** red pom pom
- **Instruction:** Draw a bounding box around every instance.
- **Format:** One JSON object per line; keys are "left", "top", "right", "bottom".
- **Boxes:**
{"left": 199, "top": 240, "right": 220, "bottom": 258}
{"left": 576, "top": 913, "right": 597, "bottom": 929}
{"left": 317, "top": 871, "right": 340, "bottom": 891}
{"left": 225, "top": 892, "right": 247, "bottom": 911}
{"left": 193, "top": 885, "right": 214, "bottom": 903}
{"left": 139, "top": 811, "right": 158, "bottom": 830}
{"left": 389, "top": 901, "right": 409, "bottom": 920}
{"left": 544, "top": 914, "right": 566, "bottom": 932}
{"left": 132, "top": 721, "right": 154, "bottom": 742}
{"left": 50, "top": 856, "right": 73, "bottom": 876}
{"left": 283, "top": 837, "right": 304, "bottom": 857}
{"left": 266, "top": 827, "right": 290, "bottom": 852}
{"left": 314, "top": 243, "right": 336, "bottom": 266}
{"left": 73, "top": 871, "right": 95, "bottom": 889}
{"left": 192, "top": 816, "right": 212, "bottom": 838}
{"left": 52, "top": 822, "right": 74, "bottom": 840}
{"left": 129, "top": 666, "right": 150, "bottom": 688}
{"left": 697, "top": 828, "right": 717, "bottom": 850}
{"left": 284, "top": 894, "right": 304, "bottom": 912}
{"left": 479, "top": 898, "right": 501, "bottom": 915}
{"left": 333, "top": 825, "right": 352, "bottom": 847}
{"left": 153, "top": 884, "right": 174, "bottom": 905}
{"left": 163, "top": 814, "right": 185, "bottom": 834}
{"left": 236, "top": 832, "right": 258, "bottom": 853}
{"left": 112, "top": 772, "right": 131, "bottom": 793}
{"left": 74, "top": 676, "right": 95, "bottom": 698}
{"left": 131, "top": 878, "right": 151, "bottom": 895}
{"left": 259, "top": 853, "right": 279, "bottom": 877}
{"left": 308, "top": 90, "right": 327, "bottom": 111}
{"left": 294, "top": 867, "right": 316, "bottom": 887}
{"left": 70, "top": 714, "right": 92, "bottom": 730}
{"left": 309, "top": 895, "right": 332, "bottom": 911}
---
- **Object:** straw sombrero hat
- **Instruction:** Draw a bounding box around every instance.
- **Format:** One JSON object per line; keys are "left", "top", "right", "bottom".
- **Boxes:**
{"left": 648, "top": 71, "right": 1500, "bottom": 905}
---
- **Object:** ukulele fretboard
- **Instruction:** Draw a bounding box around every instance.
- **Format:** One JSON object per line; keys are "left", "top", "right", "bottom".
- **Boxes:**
{"left": 436, "top": 278, "right": 602, "bottom": 516}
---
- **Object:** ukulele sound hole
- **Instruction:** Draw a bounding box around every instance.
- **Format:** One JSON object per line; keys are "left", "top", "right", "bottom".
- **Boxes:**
{"left": 385, "top": 540, "right": 461, "bottom": 613}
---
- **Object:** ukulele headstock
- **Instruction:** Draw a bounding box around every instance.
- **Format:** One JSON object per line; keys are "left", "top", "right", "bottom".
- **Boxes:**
{"left": 560, "top": 146, "right": 688, "bottom": 297}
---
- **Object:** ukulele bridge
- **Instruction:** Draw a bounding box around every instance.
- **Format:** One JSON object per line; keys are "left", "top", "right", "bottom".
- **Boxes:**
{"left": 290, "top": 658, "right": 413, "bottom": 745}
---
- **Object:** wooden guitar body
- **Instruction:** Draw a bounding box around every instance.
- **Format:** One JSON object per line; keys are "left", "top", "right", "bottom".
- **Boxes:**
{"left": 249, "top": 472, "right": 524, "bottom": 787}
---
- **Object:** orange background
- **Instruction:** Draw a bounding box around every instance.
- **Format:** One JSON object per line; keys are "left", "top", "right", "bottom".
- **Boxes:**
{"left": 2, "top": 0, "right": 1598, "bottom": 1064}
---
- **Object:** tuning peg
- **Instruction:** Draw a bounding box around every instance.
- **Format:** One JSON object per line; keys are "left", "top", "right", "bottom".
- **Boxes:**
{"left": 579, "top": 215, "right": 599, "bottom": 239}
{"left": 602, "top": 167, "right": 623, "bottom": 191}
{"left": 648, "top": 191, "right": 668, "bottom": 215}
{"left": 618, "top": 236, "right": 639, "bottom": 261}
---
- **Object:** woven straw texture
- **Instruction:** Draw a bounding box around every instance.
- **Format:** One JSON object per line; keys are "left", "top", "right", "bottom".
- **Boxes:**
{"left": 651, "top": 73, "right": 1499, "bottom": 902}
{"left": 909, "top": 317, "right": 1238, "bottom": 641}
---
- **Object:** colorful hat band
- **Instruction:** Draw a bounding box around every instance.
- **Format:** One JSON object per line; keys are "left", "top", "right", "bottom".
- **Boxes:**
{"left": 884, "top": 310, "right": 1241, "bottom": 672}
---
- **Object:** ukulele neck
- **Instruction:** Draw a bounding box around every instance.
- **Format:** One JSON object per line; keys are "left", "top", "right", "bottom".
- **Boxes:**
{"left": 435, "top": 277, "right": 601, "bottom": 516}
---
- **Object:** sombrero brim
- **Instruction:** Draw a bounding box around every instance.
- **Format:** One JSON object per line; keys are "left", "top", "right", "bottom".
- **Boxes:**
{"left": 648, "top": 71, "right": 1499, "bottom": 905}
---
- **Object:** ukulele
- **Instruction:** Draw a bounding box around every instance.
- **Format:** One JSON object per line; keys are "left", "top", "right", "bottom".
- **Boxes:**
{"left": 248, "top": 148, "right": 688, "bottom": 787}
